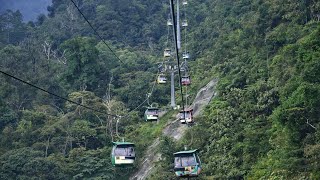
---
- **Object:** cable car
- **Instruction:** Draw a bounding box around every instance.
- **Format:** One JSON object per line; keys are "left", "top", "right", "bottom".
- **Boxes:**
{"left": 157, "top": 74, "right": 167, "bottom": 84}
{"left": 174, "top": 149, "right": 201, "bottom": 177}
{"left": 182, "top": 52, "right": 190, "bottom": 59}
{"left": 182, "top": 20, "right": 188, "bottom": 27}
{"left": 111, "top": 142, "right": 135, "bottom": 167}
{"left": 179, "top": 109, "right": 193, "bottom": 123}
{"left": 164, "top": 48, "right": 171, "bottom": 57}
{"left": 181, "top": 76, "right": 191, "bottom": 86}
{"left": 144, "top": 107, "right": 159, "bottom": 121}
{"left": 182, "top": 0, "right": 188, "bottom": 5}
{"left": 167, "top": 19, "right": 173, "bottom": 26}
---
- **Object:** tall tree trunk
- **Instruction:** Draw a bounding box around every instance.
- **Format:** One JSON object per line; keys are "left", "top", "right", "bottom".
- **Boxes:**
{"left": 45, "top": 136, "right": 50, "bottom": 157}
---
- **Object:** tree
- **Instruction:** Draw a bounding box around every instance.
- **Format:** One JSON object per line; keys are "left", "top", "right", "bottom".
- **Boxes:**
{"left": 0, "top": 10, "right": 26, "bottom": 45}
{"left": 60, "top": 37, "right": 105, "bottom": 92}
{"left": 0, "top": 148, "right": 66, "bottom": 179}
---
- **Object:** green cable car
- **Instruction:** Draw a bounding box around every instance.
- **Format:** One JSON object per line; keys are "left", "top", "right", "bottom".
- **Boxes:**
{"left": 144, "top": 107, "right": 159, "bottom": 121}
{"left": 174, "top": 149, "right": 201, "bottom": 177}
{"left": 111, "top": 142, "right": 135, "bottom": 167}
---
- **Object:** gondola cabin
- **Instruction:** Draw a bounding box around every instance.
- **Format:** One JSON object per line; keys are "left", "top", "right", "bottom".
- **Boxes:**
{"left": 157, "top": 74, "right": 167, "bottom": 84}
{"left": 167, "top": 19, "right": 173, "bottom": 26}
{"left": 182, "top": 20, "right": 188, "bottom": 27}
{"left": 144, "top": 107, "right": 159, "bottom": 121}
{"left": 182, "top": 52, "right": 190, "bottom": 59}
{"left": 164, "top": 48, "right": 171, "bottom": 57}
{"left": 111, "top": 142, "right": 135, "bottom": 167}
{"left": 179, "top": 109, "right": 193, "bottom": 123}
{"left": 181, "top": 76, "right": 191, "bottom": 86}
{"left": 182, "top": 0, "right": 188, "bottom": 5}
{"left": 174, "top": 149, "right": 201, "bottom": 177}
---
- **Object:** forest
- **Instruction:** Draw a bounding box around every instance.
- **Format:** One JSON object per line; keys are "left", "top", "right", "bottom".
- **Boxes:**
{"left": 1, "top": 0, "right": 320, "bottom": 179}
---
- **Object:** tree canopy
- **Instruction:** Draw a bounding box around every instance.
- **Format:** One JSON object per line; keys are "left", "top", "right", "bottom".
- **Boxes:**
{"left": 0, "top": 0, "right": 320, "bottom": 179}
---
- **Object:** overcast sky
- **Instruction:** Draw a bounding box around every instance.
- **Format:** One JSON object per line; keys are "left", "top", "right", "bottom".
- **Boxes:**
{"left": 0, "top": 0, "right": 52, "bottom": 21}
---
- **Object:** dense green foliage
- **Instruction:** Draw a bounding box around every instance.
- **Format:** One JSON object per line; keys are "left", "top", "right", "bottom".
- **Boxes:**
{"left": 154, "top": 0, "right": 320, "bottom": 179}
{"left": 150, "top": 0, "right": 320, "bottom": 179}
{"left": 1, "top": 0, "right": 320, "bottom": 179}
{"left": 0, "top": 0, "right": 171, "bottom": 179}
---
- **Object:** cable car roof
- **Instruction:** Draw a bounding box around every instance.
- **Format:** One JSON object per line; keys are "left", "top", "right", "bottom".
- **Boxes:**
{"left": 174, "top": 149, "right": 198, "bottom": 155}
{"left": 113, "top": 142, "right": 135, "bottom": 146}
{"left": 147, "top": 107, "right": 159, "bottom": 110}
{"left": 180, "top": 108, "right": 193, "bottom": 112}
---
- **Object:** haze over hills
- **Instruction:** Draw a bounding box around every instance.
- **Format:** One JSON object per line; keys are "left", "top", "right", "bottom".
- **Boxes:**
{"left": 0, "top": 0, "right": 51, "bottom": 21}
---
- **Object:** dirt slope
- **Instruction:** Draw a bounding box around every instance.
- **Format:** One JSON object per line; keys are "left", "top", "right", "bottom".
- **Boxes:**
{"left": 130, "top": 79, "right": 218, "bottom": 180}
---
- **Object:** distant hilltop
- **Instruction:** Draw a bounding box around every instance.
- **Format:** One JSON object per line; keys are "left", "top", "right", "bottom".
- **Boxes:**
{"left": 0, "top": 0, "right": 52, "bottom": 22}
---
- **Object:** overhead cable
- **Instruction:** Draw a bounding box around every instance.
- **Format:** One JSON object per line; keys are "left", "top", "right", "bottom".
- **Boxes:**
{"left": 69, "top": 0, "right": 124, "bottom": 64}
{"left": 0, "top": 70, "right": 119, "bottom": 118}
{"left": 170, "top": 0, "right": 186, "bottom": 114}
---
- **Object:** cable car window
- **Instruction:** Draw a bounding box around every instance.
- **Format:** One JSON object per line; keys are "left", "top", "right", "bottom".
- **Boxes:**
{"left": 175, "top": 157, "right": 183, "bottom": 168}
{"left": 181, "top": 156, "right": 197, "bottom": 166}
{"left": 146, "top": 109, "right": 158, "bottom": 115}
{"left": 114, "top": 147, "right": 135, "bottom": 156}
{"left": 175, "top": 156, "right": 196, "bottom": 167}
{"left": 180, "top": 111, "right": 191, "bottom": 119}
{"left": 128, "top": 147, "right": 135, "bottom": 157}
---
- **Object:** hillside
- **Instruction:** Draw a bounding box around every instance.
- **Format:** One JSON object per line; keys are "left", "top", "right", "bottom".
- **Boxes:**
{"left": 131, "top": 79, "right": 217, "bottom": 179}
{"left": 1, "top": 0, "right": 320, "bottom": 179}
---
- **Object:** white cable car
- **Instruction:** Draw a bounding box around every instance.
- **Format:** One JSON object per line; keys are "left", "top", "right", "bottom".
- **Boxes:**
{"left": 182, "top": 20, "right": 188, "bottom": 27}
{"left": 157, "top": 74, "right": 167, "bottom": 84}
{"left": 164, "top": 48, "right": 171, "bottom": 58}
{"left": 144, "top": 107, "right": 159, "bottom": 121}
{"left": 167, "top": 19, "right": 173, "bottom": 26}
{"left": 182, "top": 0, "right": 188, "bottom": 5}
{"left": 182, "top": 52, "right": 190, "bottom": 59}
{"left": 179, "top": 109, "right": 194, "bottom": 123}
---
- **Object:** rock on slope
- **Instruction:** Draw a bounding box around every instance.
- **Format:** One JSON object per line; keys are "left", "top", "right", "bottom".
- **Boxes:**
{"left": 130, "top": 79, "right": 218, "bottom": 180}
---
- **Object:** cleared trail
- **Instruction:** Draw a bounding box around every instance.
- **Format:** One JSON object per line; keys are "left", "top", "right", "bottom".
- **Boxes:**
{"left": 130, "top": 79, "right": 218, "bottom": 180}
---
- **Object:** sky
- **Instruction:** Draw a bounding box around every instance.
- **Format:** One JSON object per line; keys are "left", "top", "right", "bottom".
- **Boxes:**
{"left": 0, "top": 0, "right": 52, "bottom": 21}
